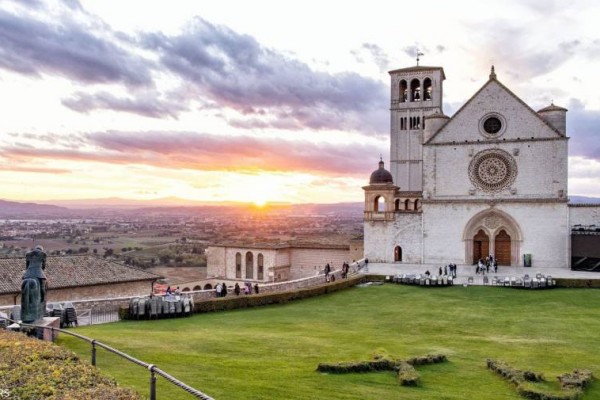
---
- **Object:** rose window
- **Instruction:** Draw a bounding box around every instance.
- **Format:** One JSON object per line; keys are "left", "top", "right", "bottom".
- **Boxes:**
{"left": 469, "top": 150, "right": 517, "bottom": 192}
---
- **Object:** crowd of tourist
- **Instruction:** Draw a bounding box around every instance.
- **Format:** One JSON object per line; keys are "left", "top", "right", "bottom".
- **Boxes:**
{"left": 475, "top": 256, "right": 498, "bottom": 275}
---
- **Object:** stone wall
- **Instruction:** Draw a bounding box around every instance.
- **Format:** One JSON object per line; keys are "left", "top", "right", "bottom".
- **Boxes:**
{"left": 423, "top": 202, "right": 569, "bottom": 268}
{"left": 289, "top": 248, "right": 350, "bottom": 280}
{"left": 569, "top": 204, "right": 600, "bottom": 226}
{"left": 364, "top": 213, "right": 422, "bottom": 263}
{"left": 1, "top": 280, "right": 154, "bottom": 307}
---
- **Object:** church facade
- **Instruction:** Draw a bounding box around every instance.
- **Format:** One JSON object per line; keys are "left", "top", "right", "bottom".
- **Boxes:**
{"left": 364, "top": 64, "right": 598, "bottom": 269}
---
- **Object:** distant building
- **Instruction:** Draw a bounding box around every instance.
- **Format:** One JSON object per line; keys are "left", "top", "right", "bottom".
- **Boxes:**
{"left": 363, "top": 64, "right": 600, "bottom": 268}
{"left": 206, "top": 241, "right": 351, "bottom": 283}
{"left": 0, "top": 255, "right": 161, "bottom": 305}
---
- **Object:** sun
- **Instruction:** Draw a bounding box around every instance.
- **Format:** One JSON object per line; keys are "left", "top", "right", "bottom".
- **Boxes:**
{"left": 253, "top": 198, "right": 268, "bottom": 207}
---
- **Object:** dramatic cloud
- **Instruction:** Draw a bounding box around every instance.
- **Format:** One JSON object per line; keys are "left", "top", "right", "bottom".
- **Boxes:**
{"left": 0, "top": 130, "right": 386, "bottom": 176}
{"left": 62, "top": 91, "right": 188, "bottom": 119}
{"left": 142, "top": 18, "right": 388, "bottom": 134}
{"left": 567, "top": 99, "right": 600, "bottom": 161}
{"left": 0, "top": 4, "right": 152, "bottom": 86}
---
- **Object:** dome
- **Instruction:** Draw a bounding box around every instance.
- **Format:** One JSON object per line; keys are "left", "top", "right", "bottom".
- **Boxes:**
{"left": 369, "top": 159, "right": 394, "bottom": 184}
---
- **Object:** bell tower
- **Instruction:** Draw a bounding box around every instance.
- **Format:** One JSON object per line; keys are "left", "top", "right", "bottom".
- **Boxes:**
{"left": 389, "top": 65, "right": 445, "bottom": 193}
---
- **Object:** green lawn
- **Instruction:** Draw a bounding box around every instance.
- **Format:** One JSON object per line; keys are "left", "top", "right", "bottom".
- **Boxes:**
{"left": 57, "top": 285, "right": 600, "bottom": 399}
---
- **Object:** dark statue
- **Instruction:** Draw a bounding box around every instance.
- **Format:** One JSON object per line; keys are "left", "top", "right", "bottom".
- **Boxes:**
{"left": 21, "top": 245, "right": 47, "bottom": 323}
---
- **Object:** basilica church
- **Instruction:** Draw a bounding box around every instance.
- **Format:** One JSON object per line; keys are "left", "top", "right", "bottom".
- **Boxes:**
{"left": 363, "top": 64, "right": 599, "bottom": 269}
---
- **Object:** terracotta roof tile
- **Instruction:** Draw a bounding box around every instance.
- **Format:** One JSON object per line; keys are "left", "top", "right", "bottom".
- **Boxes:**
{"left": 0, "top": 255, "right": 161, "bottom": 294}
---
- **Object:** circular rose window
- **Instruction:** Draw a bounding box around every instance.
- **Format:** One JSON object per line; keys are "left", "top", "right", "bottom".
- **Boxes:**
{"left": 483, "top": 117, "right": 502, "bottom": 134}
{"left": 468, "top": 149, "right": 517, "bottom": 192}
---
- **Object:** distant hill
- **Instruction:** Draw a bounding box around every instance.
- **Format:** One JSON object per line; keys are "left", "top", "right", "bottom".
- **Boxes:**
{"left": 0, "top": 200, "right": 70, "bottom": 217}
{"left": 569, "top": 196, "right": 600, "bottom": 204}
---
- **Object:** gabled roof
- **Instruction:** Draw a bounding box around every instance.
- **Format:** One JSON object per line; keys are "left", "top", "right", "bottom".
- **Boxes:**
{"left": 425, "top": 74, "right": 565, "bottom": 144}
{"left": 0, "top": 255, "right": 161, "bottom": 294}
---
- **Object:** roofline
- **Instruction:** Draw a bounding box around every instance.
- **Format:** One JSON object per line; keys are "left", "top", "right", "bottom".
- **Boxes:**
{"left": 424, "top": 76, "right": 565, "bottom": 144}
{"left": 0, "top": 277, "right": 162, "bottom": 295}
{"left": 388, "top": 65, "right": 446, "bottom": 80}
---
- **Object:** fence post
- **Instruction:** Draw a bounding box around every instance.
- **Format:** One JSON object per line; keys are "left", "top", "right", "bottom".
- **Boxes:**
{"left": 148, "top": 364, "right": 156, "bottom": 400}
{"left": 91, "top": 340, "right": 97, "bottom": 366}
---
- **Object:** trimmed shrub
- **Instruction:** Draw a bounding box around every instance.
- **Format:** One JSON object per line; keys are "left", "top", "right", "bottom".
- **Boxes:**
{"left": 318, "top": 352, "right": 448, "bottom": 387}
{"left": 554, "top": 278, "right": 600, "bottom": 289}
{"left": 396, "top": 362, "right": 420, "bottom": 386}
{"left": 487, "top": 359, "right": 591, "bottom": 400}
{"left": 0, "top": 330, "right": 142, "bottom": 400}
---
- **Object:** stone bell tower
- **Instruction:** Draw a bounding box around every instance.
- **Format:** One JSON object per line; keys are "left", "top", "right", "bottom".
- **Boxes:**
{"left": 389, "top": 65, "right": 445, "bottom": 193}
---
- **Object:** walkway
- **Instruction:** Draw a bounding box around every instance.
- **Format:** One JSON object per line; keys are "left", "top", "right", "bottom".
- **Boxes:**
{"left": 364, "top": 262, "right": 600, "bottom": 286}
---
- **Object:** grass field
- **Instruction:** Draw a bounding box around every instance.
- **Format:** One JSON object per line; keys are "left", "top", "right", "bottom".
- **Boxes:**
{"left": 57, "top": 285, "right": 600, "bottom": 399}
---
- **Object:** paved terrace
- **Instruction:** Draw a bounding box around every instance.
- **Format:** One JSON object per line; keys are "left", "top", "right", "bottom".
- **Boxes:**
{"left": 364, "top": 262, "right": 600, "bottom": 285}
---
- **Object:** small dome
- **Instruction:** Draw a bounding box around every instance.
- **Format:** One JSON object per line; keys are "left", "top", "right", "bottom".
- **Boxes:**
{"left": 537, "top": 103, "right": 567, "bottom": 113}
{"left": 369, "top": 159, "right": 394, "bottom": 184}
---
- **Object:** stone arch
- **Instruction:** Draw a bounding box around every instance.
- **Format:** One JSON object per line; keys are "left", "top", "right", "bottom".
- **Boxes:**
{"left": 463, "top": 209, "right": 522, "bottom": 266}
{"left": 394, "top": 199, "right": 400, "bottom": 211}
{"left": 399, "top": 79, "right": 407, "bottom": 102}
{"left": 257, "top": 253, "right": 264, "bottom": 280}
{"left": 245, "top": 251, "right": 254, "bottom": 279}
{"left": 414, "top": 199, "right": 420, "bottom": 211}
{"left": 235, "top": 252, "right": 242, "bottom": 279}
{"left": 410, "top": 78, "right": 421, "bottom": 102}
{"left": 193, "top": 285, "right": 202, "bottom": 291}
{"left": 203, "top": 284, "right": 212, "bottom": 290}
{"left": 374, "top": 195, "right": 386, "bottom": 212}
{"left": 394, "top": 246, "right": 402, "bottom": 262}
{"left": 423, "top": 77, "right": 433, "bottom": 101}
{"left": 404, "top": 199, "right": 410, "bottom": 210}
{"left": 182, "top": 287, "right": 190, "bottom": 292}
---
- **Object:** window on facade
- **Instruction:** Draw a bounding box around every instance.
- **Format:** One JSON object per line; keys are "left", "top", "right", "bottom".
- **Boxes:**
{"left": 245, "top": 251, "right": 253, "bottom": 279}
{"left": 410, "top": 79, "right": 420, "bottom": 101}
{"left": 399, "top": 80, "right": 407, "bottom": 102}
{"left": 257, "top": 253, "right": 264, "bottom": 280}
{"left": 424, "top": 78, "right": 432, "bottom": 101}
{"left": 235, "top": 252, "right": 242, "bottom": 278}
{"left": 374, "top": 196, "right": 385, "bottom": 212}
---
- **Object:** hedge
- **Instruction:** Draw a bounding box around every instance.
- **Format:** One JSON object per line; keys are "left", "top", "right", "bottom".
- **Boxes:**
{"left": 0, "top": 329, "right": 142, "bottom": 400}
{"left": 317, "top": 352, "right": 447, "bottom": 387}
{"left": 553, "top": 278, "right": 600, "bottom": 289}
{"left": 487, "top": 359, "right": 593, "bottom": 400}
{"left": 121, "top": 275, "right": 366, "bottom": 319}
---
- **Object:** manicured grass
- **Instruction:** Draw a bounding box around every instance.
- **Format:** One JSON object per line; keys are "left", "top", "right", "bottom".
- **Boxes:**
{"left": 57, "top": 285, "right": 600, "bottom": 399}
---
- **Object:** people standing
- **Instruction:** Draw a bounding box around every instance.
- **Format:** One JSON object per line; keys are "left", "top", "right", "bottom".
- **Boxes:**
{"left": 234, "top": 283, "right": 241, "bottom": 296}
{"left": 221, "top": 282, "right": 228, "bottom": 297}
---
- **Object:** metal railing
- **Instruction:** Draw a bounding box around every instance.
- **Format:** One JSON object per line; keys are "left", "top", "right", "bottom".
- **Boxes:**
{"left": 0, "top": 315, "right": 214, "bottom": 400}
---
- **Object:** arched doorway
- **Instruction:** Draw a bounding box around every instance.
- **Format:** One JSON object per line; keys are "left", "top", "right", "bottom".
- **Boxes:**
{"left": 473, "top": 229, "right": 490, "bottom": 264}
{"left": 394, "top": 246, "right": 402, "bottom": 262}
{"left": 463, "top": 209, "right": 522, "bottom": 267}
{"left": 494, "top": 230, "right": 511, "bottom": 265}
{"left": 203, "top": 284, "right": 212, "bottom": 290}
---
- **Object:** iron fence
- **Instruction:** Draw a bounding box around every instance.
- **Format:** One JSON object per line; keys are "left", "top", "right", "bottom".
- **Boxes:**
{"left": 0, "top": 315, "right": 214, "bottom": 400}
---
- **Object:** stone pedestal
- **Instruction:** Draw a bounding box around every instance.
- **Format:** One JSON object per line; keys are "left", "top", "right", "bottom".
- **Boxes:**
{"left": 35, "top": 317, "right": 60, "bottom": 342}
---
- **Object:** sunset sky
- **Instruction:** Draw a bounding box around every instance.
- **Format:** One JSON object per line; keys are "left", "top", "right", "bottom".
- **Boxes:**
{"left": 1, "top": 0, "right": 599, "bottom": 205}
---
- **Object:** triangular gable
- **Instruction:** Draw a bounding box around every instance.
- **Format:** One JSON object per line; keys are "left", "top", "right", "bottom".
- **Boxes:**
{"left": 426, "top": 78, "right": 564, "bottom": 144}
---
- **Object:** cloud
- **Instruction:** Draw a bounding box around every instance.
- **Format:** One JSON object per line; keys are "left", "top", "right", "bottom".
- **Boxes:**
{"left": 567, "top": 99, "right": 600, "bottom": 161}
{"left": 352, "top": 43, "right": 390, "bottom": 72}
{"left": 0, "top": 130, "right": 387, "bottom": 176}
{"left": 142, "top": 18, "right": 388, "bottom": 134}
{"left": 62, "top": 91, "right": 188, "bottom": 119}
{"left": 0, "top": 4, "right": 153, "bottom": 86}
{"left": 0, "top": 165, "right": 70, "bottom": 174}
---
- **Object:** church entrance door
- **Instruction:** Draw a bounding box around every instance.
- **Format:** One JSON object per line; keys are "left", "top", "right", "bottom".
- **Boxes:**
{"left": 473, "top": 229, "right": 489, "bottom": 264}
{"left": 394, "top": 246, "right": 402, "bottom": 262}
{"left": 495, "top": 229, "right": 511, "bottom": 265}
